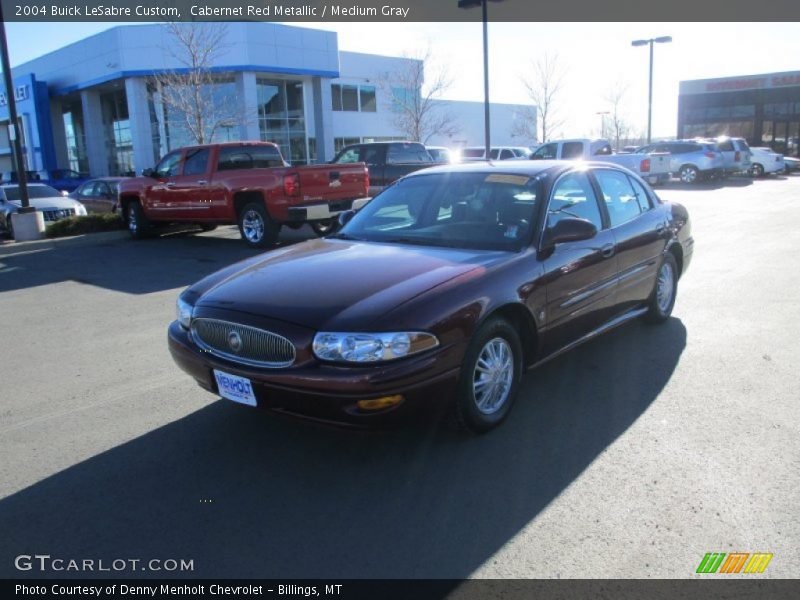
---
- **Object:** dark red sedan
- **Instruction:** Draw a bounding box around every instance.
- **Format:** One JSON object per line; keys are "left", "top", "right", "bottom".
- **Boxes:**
{"left": 168, "top": 161, "right": 693, "bottom": 433}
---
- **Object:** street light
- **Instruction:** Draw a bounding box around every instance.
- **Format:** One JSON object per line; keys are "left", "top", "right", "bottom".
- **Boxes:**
{"left": 596, "top": 111, "right": 610, "bottom": 139}
{"left": 631, "top": 35, "right": 672, "bottom": 144}
{"left": 458, "top": 0, "right": 505, "bottom": 159}
{"left": 0, "top": 1, "right": 31, "bottom": 212}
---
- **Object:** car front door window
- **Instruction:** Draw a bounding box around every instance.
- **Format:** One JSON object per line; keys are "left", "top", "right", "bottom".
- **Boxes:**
{"left": 546, "top": 171, "right": 604, "bottom": 231}
{"left": 155, "top": 152, "right": 182, "bottom": 178}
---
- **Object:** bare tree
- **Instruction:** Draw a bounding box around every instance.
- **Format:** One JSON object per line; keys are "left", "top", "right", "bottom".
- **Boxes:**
{"left": 379, "top": 48, "right": 459, "bottom": 144}
{"left": 521, "top": 53, "right": 566, "bottom": 143}
{"left": 604, "top": 82, "right": 633, "bottom": 151}
{"left": 151, "top": 23, "right": 241, "bottom": 146}
{"left": 510, "top": 105, "right": 538, "bottom": 146}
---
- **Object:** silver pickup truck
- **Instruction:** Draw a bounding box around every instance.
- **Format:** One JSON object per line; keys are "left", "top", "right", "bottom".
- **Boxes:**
{"left": 530, "top": 138, "right": 671, "bottom": 185}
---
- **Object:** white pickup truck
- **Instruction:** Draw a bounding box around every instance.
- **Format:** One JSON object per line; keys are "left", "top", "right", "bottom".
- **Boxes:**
{"left": 530, "top": 138, "right": 671, "bottom": 185}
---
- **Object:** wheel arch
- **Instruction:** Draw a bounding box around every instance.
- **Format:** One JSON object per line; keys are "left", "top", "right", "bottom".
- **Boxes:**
{"left": 480, "top": 302, "right": 540, "bottom": 368}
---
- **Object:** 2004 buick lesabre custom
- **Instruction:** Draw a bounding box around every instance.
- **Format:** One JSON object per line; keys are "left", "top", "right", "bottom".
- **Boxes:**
{"left": 168, "top": 161, "right": 693, "bottom": 433}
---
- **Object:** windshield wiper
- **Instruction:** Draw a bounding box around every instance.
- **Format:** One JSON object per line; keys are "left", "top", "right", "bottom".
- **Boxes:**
{"left": 328, "top": 232, "right": 363, "bottom": 241}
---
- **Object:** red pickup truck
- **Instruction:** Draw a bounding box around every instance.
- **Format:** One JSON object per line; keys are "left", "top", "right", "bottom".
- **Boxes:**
{"left": 117, "top": 142, "right": 369, "bottom": 247}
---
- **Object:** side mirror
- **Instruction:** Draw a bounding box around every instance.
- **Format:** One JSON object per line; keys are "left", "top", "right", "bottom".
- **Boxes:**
{"left": 542, "top": 217, "right": 597, "bottom": 249}
{"left": 141, "top": 168, "right": 154, "bottom": 178}
{"left": 338, "top": 210, "right": 356, "bottom": 227}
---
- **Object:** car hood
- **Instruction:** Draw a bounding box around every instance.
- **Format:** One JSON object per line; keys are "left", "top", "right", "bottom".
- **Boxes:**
{"left": 9, "top": 197, "right": 81, "bottom": 210}
{"left": 195, "top": 238, "right": 506, "bottom": 330}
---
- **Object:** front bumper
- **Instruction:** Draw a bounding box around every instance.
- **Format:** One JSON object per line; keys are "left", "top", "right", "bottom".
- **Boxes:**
{"left": 168, "top": 321, "right": 462, "bottom": 427}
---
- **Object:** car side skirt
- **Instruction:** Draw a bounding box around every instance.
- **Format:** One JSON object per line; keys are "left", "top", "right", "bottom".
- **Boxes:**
{"left": 529, "top": 306, "right": 649, "bottom": 371}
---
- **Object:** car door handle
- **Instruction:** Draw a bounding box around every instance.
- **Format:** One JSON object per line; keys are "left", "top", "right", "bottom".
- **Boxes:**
{"left": 164, "top": 182, "right": 175, "bottom": 188}
{"left": 196, "top": 180, "right": 208, "bottom": 185}
{"left": 601, "top": 243, "right": 615, "bottom": 258}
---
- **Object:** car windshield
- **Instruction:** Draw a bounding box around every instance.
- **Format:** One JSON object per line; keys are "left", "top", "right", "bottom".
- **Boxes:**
{"left": 3, "top": 185, "right": 62, "bottom": 201}
{"left": 336, "top": 171, "right": 540, "bottom": 251}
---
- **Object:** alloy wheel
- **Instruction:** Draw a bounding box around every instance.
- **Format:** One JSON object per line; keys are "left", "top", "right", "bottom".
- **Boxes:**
{"left": 473, "top": 337, "right": 514, "bottom": 415}
{"left": 242, "top": 209, "right": 265, "bottom": 243}
{"left": 656, "top": 261, "right": 675, "bottom": 314}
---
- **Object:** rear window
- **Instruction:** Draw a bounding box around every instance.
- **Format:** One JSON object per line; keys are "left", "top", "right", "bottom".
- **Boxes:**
{"left": 735, "top": 140, "right": 750, "bottom": 151}
{"left": 217, "top": 145, "right": 284, "bottom": 171}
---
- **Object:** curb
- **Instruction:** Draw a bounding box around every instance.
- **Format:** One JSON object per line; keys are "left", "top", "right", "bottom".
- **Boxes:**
{"left": 0, "top": 229, "right": 129, "bottom": 258}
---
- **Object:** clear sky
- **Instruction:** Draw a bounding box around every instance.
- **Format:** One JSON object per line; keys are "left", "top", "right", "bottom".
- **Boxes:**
{"left": 5, "top": 21, "right": 800, "bottom": 141}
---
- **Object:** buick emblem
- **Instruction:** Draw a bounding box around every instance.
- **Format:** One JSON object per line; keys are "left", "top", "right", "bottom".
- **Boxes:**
{"left": 228, "top": 331, "right": 243, "bottom": 353}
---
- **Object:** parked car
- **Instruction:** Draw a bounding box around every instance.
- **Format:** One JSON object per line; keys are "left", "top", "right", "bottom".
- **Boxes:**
{"left": 531, "top": 139, "right": 671, "bottom": 185}
{"left": 426, "top": 146, "right": 459, "bottom": 164}
{"left": 1, "top": 183, "right": 87, "bottom": 239}
{"left": 37, "top": 168, "right": 91, "bottom": 192}
{"left": 69, "top": 177, "right": 127, "bottom": 213}
{"left": 708, "top": 137, "right": 752, "bottom": 176}
{"left": 169, "top": 161, "right": 693, "bottom": 433}
{"left": 748, "top": 147, "right": 786, "bottom": 177}
{"left": 331, "top": 141, "right": 435, "bottom": 197}
{"left": 461, "top": 146, "right": 532, "bottom": 161}
{"left": 783, "top": 155, "right": 800, "bottom": 174}
{"left": 117, "top": 142, "right": 369, "bottom": 247}
{"left": 635, "top": 140, "right": 725, "bottom": 184}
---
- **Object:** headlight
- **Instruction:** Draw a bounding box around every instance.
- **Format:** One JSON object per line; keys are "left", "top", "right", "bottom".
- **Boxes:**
{"left": 74, "top": 202, "right": 87, "bottom": 216}
{"left": 176, "top": 297, "right": 194, "bottom": 329}
{"left": 313, "top": 331, "right": 438, "bottom": 363}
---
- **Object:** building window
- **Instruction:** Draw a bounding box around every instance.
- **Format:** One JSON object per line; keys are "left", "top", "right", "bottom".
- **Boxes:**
{"left": 334, "top": 137, "right": 361, "bottom": 153}
{"left": 100, "top": 89, "right": 134, "bottom": 176}
{"left": 360, "top": 86, "right": 376, "bottom": 112}
{"left": 62, "top": 101, "right": 88, "bottom": 173}
{"left": 331, "top": 84, "right": 377, "bottom": 112}
{"left": 147, "top": 77, "right": 239, "bottom": 159}
{"left": 257, "top": 78, "right": 309, "bottom": 165}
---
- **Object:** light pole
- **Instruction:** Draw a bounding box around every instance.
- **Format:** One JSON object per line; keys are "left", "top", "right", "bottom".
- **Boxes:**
{"left": 631, "top": 35, "right": 672, "bottom": 144}
{"left": 458, "top": 0, "right": 505, "bottom": 159}
{"left": 596, "top": 111, "right": 610, "bottom": 139}
{"left": 0, "top": 2, "right": 31, "bottom": 211}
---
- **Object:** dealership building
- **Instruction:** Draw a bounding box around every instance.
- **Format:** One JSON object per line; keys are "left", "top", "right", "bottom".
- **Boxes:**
{"left": 677, "top": 70, "right": 800, "bottom": 157}
{"left": 0, "top": 23, "right": 536, "bottom": 177}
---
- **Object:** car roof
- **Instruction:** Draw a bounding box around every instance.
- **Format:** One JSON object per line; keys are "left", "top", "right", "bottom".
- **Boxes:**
{"left": 403, "top": 159, "right": 635, "bottom": 180}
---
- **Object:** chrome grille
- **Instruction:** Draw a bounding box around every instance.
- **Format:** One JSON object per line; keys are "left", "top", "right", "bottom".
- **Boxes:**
{"left": 42, "top": 208, "right": 76, "bottom": 222}
{"left": 191, "top": 318, "right": 295, "bottom": 368}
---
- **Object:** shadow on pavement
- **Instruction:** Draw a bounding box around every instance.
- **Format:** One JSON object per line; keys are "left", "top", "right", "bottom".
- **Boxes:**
{"left": 657, "top": 176, "right": 755, "bottom": 192}
{"left": 0, "top": 226, "right": 314, "bottom": 295}
{"left": 0, "top": 318, "right": 687, "bottom": 579}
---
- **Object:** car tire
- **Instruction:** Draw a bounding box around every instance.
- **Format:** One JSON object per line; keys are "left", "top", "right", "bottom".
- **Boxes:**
{"left": 126, "top": 201, "right": 151, "bottom": 240}
{"left": 6, "top": 214, "right": 14, "bottom": 239}
{"left": 750, "top": 163, "right": 765, "bottom": 178}
{"left": 237, "top": 202, "right": 280, "bottom": 248}
{"left": 310, "top": 219, "right": 340, "bottom": 237}
{"left": 679, "top": 165, "right": 699, "bottom": 184}
{"left": 643, "top": 253, "right": 678, "bottom": 324}
{"left": 453, "top": 317, "right": 523, "bottom": 434}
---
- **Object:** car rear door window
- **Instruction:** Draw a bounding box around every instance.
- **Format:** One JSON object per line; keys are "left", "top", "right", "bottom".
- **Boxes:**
{"left": 217, "top": 145, "right": 284, "bottom": 170}
{"left": 386, "top": 143, "right": 431, "bottom": 164}
{"left": 593, "top": 169, "right": 644, "bottom": 227}
{"left": 562, "top": 142, "right": 584, "bottom": 159}
{"left": 547, "top": 171, "right": 603, "bottom": 230}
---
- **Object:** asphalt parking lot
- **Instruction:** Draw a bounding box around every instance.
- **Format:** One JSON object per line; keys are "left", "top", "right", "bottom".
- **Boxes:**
{"left": 1, "top": 173, "right": 799, "bottom": 580}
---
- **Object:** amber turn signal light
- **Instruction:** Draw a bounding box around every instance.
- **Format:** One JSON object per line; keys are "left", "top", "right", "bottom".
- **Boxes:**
{"left": 357, "top": 395, "right": 404, "bottom": 411}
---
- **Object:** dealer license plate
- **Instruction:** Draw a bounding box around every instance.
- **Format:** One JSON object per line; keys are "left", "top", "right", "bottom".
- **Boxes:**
{"left": 213, "top": 370, "right": 257, "bottom": 407}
